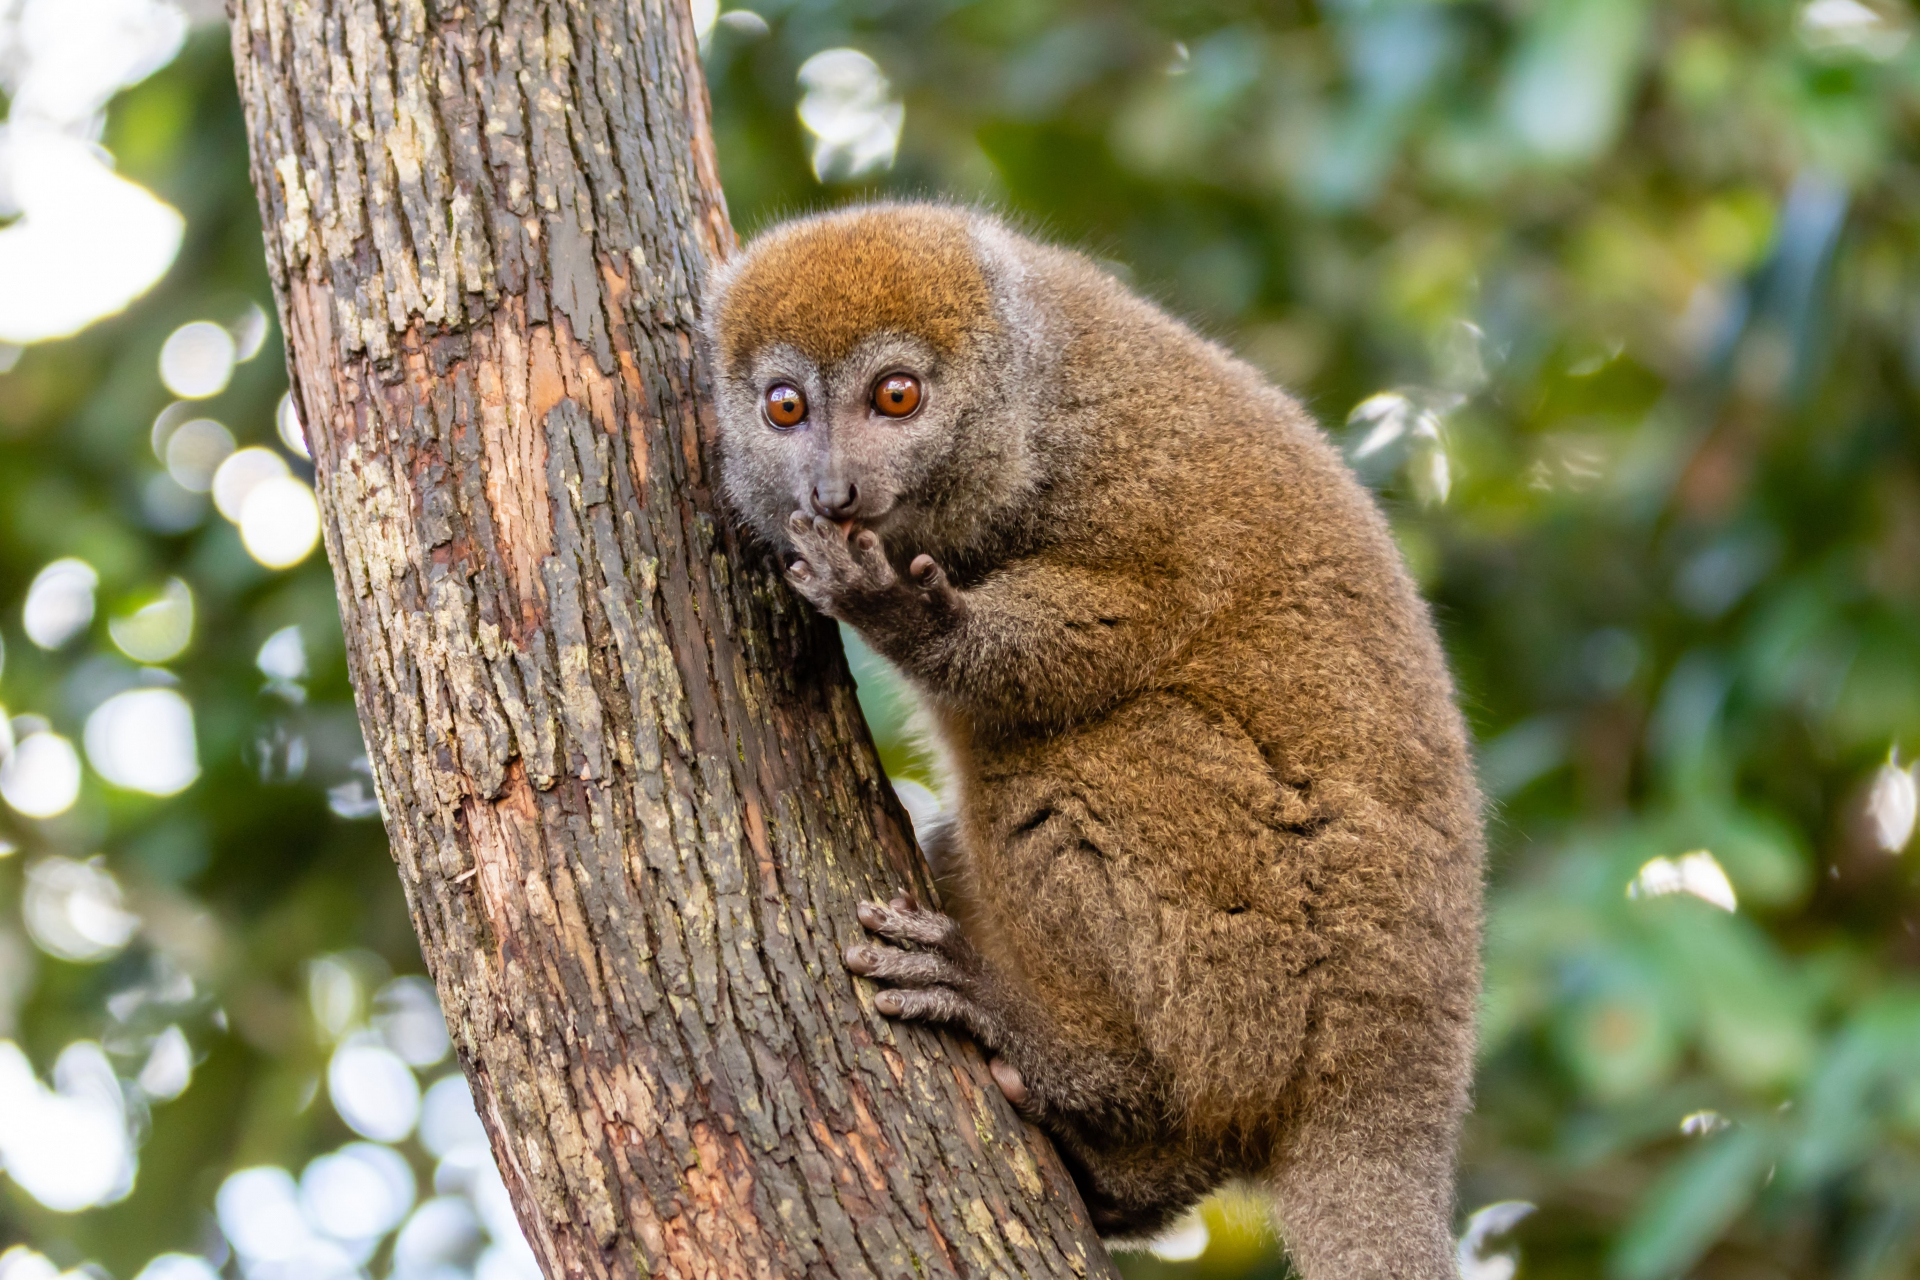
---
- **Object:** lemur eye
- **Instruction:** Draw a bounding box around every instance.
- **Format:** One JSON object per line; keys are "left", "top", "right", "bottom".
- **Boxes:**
{"left": 872, "top": 374, "right": 922, "bottom": 418}
{"left": 764, "top": 384, "right": 807, "bottom": 429}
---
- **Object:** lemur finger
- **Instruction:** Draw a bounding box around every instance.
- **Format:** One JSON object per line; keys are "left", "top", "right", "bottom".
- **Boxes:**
{"left": 848, "top": 532, "right": 897, "bottom": 585}
{"left": 872, "top": 986, "right": 977, "bottom": 1026}
{"left": 856, "top": 899, "right": 963, "bottom": 950}
{"left": 909, "top": 554, "right": 948, "bottom": 589}
{"left": 785, "top": 563, "right": 835, "bottom": 612}
{"left": 844, "top": 943, "right": 967, "bottom": 989}
{"left": 786, "top": 511, "right": 811, "bottom": 538}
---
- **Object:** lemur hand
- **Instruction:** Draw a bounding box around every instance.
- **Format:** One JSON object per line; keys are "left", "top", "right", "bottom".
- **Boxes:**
{"left": 785, "top": 515, "right": 961, "bottom": 635}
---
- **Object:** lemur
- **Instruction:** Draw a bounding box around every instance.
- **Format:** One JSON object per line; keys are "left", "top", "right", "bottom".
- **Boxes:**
{"left": 702, "top": 203, "right": 1484, "bottom": 1280}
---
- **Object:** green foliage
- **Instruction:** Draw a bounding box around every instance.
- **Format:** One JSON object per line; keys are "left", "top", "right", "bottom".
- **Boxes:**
{"left": 1, "top": 2, "right": 1917, "bottom": 1279}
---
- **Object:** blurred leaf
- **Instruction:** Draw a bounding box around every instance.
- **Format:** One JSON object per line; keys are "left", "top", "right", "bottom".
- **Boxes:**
{"left": 1610, "top": 1123, "right": 1771, "bottom": 1280}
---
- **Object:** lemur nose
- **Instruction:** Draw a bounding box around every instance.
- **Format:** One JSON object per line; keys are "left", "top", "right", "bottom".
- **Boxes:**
{"left": 811, "top": 482, "right": 859, "bottom": 519}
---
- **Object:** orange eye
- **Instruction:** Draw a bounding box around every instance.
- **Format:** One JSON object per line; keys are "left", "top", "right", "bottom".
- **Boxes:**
{"left": 764, "top": 383, "right": 807, "bottom": 429}
{"left": 872, "top": 374, "right": 922, "bottom": 418}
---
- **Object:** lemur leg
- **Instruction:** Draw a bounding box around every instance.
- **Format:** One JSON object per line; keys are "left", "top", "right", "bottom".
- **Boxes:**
{"left": 1269, "top": 1104, "right": 1461, "bottom": 1280}
{"left": 844, "top": 895, "right": 1141, "bottom": 1122}
{"left": 846, "top": 896, "right": 1206, "bottom": 1235}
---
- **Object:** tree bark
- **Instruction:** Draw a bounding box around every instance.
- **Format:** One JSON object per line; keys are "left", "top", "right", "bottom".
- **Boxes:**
{"left": 227, "top": 2, "right": 1117, "bottom": 1278}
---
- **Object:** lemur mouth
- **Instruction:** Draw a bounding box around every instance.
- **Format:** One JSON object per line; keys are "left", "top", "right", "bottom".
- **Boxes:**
{"left": 851, "top": 501, "right": 898, "bottom": 534}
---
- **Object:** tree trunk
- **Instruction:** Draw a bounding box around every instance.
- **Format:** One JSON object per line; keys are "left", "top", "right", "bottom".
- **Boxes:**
{"left": 227, "top": 2, "right": 1117, "bottom": 1277}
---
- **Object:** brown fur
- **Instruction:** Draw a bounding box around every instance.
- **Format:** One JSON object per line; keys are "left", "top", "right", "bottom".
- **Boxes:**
{"left": 713, "top": 205, "right": 998, "bottom": 374}
{"left": 703, "top": 204, "right": 1484, "bottom": 1280}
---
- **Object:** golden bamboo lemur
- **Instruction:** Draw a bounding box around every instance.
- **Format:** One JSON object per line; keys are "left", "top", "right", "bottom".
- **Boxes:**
{"left": 702, "top": 203, "right": 1484, "bottom": 1280}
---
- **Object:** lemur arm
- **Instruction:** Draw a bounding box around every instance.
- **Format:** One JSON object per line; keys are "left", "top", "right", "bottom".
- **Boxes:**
{"left": 784, "top": 514, "right": 1203, "bottom": 726}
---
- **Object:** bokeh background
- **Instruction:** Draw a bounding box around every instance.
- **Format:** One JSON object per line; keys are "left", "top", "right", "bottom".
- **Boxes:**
{"left": 3, "top": 1, "right": 1919, "bottom": 1278}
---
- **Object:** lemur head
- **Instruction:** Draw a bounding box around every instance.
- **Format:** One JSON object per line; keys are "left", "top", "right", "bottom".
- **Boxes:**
{"left": 702, "top": 203, "right": 1043, "bottom": 560}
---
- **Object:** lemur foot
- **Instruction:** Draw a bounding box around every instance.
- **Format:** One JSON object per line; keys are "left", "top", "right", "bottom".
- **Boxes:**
{"left": 785, "top": 514, "right": 960, "bottom": 632}
{"left": 846, "top": 894, "right": 1015, "bottom": 1079}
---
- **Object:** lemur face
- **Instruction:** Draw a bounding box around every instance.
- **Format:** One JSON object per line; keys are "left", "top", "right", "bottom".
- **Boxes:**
{"left": 726, "top": 329, "right": 950, "bottom": 532}
{"left": 702, "top": 204, "right": 1022, "bottom": 561}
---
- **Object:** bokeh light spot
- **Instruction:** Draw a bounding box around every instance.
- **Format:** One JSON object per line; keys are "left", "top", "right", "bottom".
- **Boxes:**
{"left": 300, "top": 1142, "right": 417, "bottom": 1244}
{"left": 375, "top": 976, "right": 451, "bottom": 1067}
{"left": 239, "top": 475, "right": 322, "bottom": 569}
{"left": 0, "top": 732, "right": 82, "bottom": 819}
{"left": 0, "top": 1040, "right": 135, "bottom": 1211}
{"left": 131, "top": 1255, "right": 220, "bottom": 1280}
{"left": 257, "top": 625, "right": 308, "bottom": 683}
{"left": 420, "top": 1074, "right": 489, "bottom": 1160}
{"left": 329, "top": 1037, "right": 421, "bottom": 1142}
{"left": 163, "top": 418, "right": 235, "bottom": 493}
{"left": 158, "top": 321, "right": 237, "bottom": 399}
{"left": 232, "top": 302, "right": 272, "bottom": 361}
{"left": 136, "top": 1025, "right": 192, "bottom": 1101}
{"left": 22, "top": 558, "right": 97, "bottom": 650}
{"left": 24, "top": 857, "right": 139, "bottom": 962}
{"left": 796, "top": 49, "right": 903, "bottom": 181}
{"left": 108, "top": 578, "right": 194, "bottom": 664}
{"left": 0, "top": 129, "right": 184, "bottom": 344}
{"left": 212, "top": 446, "right": 291, "bottom": 523}
{"left": 216, "top": 1166, "right": 330, "bottom": 1265}
{"left": 1864, "top": 752, "right": 1917, "bottom": 854}
{"left": 277, "top": 391, "right": 311, "bottom": 459}
{"left": 85, "top": 687, "right": 199, "bottom": 796}
{"left": 394, "top": 1196, "right": 485, "bottom": 1280}
{"left": 1627, "top": 850, "right": 1737, "bottom": 913}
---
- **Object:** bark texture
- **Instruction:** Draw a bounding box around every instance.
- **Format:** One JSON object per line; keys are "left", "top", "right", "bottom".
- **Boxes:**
{"left": 227, "top": 2, "right": 1117, "bottom": 1277}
